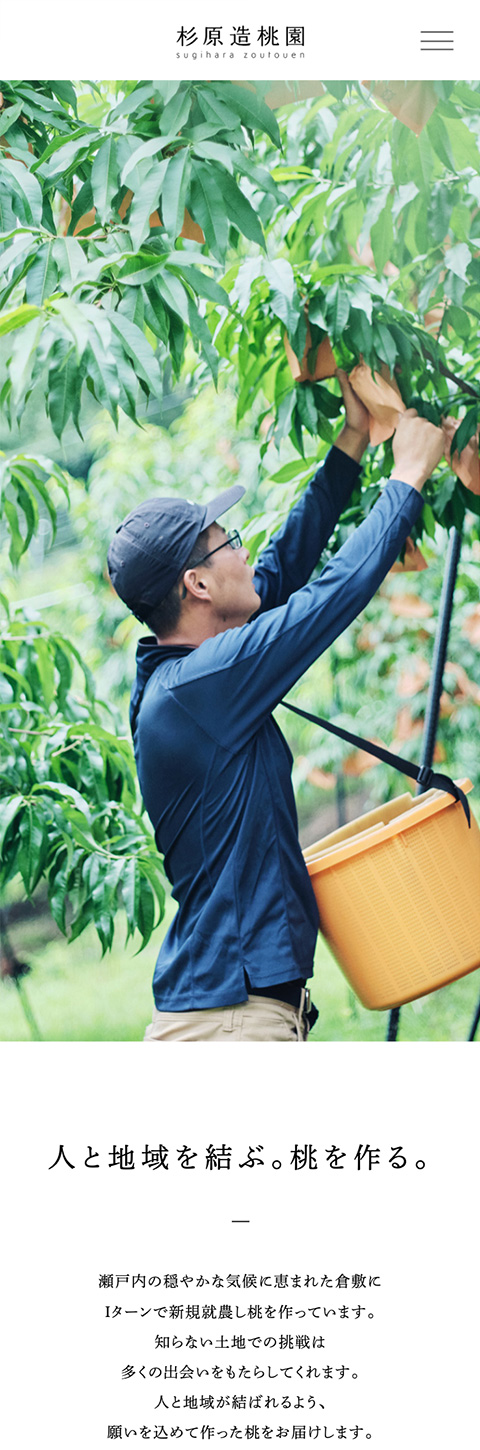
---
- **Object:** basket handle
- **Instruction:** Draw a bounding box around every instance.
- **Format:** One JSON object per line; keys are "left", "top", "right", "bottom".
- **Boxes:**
{"left": 281, "top": 700, "right": 471, "bottom": 827}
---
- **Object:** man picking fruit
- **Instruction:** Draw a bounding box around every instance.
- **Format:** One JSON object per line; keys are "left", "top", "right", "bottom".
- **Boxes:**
{"left": 108, "top": 378, "right": 444, "bottom": 1041}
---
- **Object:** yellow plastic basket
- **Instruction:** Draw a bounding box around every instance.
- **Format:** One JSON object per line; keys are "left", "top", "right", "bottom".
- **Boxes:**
{"left": 304, "top": 779, "right": 480, "bottom": 1010}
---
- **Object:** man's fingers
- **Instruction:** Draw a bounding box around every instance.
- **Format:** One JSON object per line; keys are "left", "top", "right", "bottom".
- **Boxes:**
{"left": 336, "top": 368, "right": 358, "bottom": 393}
{"left": 335, "top": 368, "right": 350, "bottom": 394}
{"left": 335, "top": 368, "right": 370, "bottom": 428}
{"left": 392, "top": 411, "right": 445, "bottom": 490}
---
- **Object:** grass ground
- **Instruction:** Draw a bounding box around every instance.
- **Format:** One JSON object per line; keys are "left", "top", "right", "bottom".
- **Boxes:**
{"left": 1, "top": 896, "right": 478, "bottom": 1042}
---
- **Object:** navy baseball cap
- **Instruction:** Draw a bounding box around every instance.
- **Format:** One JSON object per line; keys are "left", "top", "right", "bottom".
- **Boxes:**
{"left": 107, "top": 485, "right": 245, "bottom": 621}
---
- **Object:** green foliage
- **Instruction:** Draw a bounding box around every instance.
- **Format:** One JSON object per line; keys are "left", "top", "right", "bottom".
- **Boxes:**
{"left": 0, "top": 451, "right": 70, "bottom": 560}
{"left": 0, "top": 79, "right": 287, "bottom": 434}
{"left": 2, "top": 79, "right": 480, "bottom": 504}
{"left": 226, "top": 80, "right": 480, "bottom": 521}
{"left": 0, "top": 613, "right": 165, "bottom": 952}
{"left": 2, "top": 78, "right": 480, "bottom": 971}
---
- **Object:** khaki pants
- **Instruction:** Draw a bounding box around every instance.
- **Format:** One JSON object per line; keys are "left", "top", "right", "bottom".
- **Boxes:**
{"left": 144, "top": 992, "right": 310, "bottom": 1042}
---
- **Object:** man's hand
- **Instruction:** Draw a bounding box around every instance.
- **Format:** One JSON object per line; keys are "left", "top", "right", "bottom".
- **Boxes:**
{"left": 334, "top": 369, "right": 370, "bottom": 462}
{"left": 392, "top": 408, "right": 445, "bottom": 492}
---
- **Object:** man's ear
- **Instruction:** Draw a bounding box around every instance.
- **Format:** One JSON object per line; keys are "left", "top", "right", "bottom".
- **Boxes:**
{"left": 182, "top": 568, "right": 211, "bottom": 602}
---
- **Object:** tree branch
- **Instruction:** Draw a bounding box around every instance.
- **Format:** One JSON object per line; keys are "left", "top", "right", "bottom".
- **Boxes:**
{"left": 437, "top": 360, "right": 480, "bottom": 403}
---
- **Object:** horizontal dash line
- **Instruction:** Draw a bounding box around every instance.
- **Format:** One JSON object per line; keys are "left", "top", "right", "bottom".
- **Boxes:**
{"left": 232, "top": 1219, "right": 250, "bottom": 1223}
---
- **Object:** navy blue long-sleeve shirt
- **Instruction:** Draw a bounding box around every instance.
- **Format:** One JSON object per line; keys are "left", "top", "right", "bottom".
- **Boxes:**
{"left": 130, "top": 447, "right": 423, "bottom": 1010}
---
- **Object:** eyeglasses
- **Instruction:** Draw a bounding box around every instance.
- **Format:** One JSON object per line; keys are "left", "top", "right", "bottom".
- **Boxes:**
{"left": 193, "top": 530, "right": 243, "bottom": 566}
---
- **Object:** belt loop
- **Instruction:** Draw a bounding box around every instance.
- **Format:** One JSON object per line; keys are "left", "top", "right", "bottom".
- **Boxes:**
{"left": 294, "top": 988, "right": 307, "bottom": 1041}
{"left": 222, "top": 1008, "right": 236, "bottom": 1034}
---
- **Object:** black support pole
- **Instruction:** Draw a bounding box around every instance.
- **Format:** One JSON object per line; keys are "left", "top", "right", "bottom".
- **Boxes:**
{"left": 417, "top": 527, "right": 463, "bottom": 781}
{"left": 331, "top": 648, "right": 347, "bottom": 829}
{"left": 386, "top": 525, "right": 463, "bottom": 1042}
{"left": 386, "top": 1007, "right": 401, "bottom": 1041}
{"left": 468, "top": 997, "right": 480, "bottom": 1042}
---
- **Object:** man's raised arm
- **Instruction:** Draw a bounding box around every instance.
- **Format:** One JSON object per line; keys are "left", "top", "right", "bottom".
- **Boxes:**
{"left": 167, "top": 412, "right": 444, "bottom": 756}
{"left": 253, "top": 371, "right": 370, "bottom": 612}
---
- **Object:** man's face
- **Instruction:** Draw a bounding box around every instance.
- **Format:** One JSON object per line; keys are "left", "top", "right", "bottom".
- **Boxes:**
{"left": 193, "top": 523, "right": 261, "bottom": 627}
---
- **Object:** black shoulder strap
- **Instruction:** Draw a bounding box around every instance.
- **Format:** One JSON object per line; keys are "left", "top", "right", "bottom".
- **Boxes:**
{"left": 280, "top": 700, "right": 471, "bottom": 826}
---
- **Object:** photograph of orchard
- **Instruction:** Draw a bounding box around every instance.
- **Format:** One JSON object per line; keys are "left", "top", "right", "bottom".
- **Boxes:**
{"left": 1, "top": 78, "right": 479, "bottom": 1041}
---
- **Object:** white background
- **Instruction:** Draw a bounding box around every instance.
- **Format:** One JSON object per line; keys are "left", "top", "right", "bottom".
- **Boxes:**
{"left": 1, "top": 2, "right": 471, "bottom": 80}
{"left": 1, "top": 1045, "right": 478, "bottom": 1447}
{"left": 1, "top": 12, "right": 479, "bottom": 1448}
